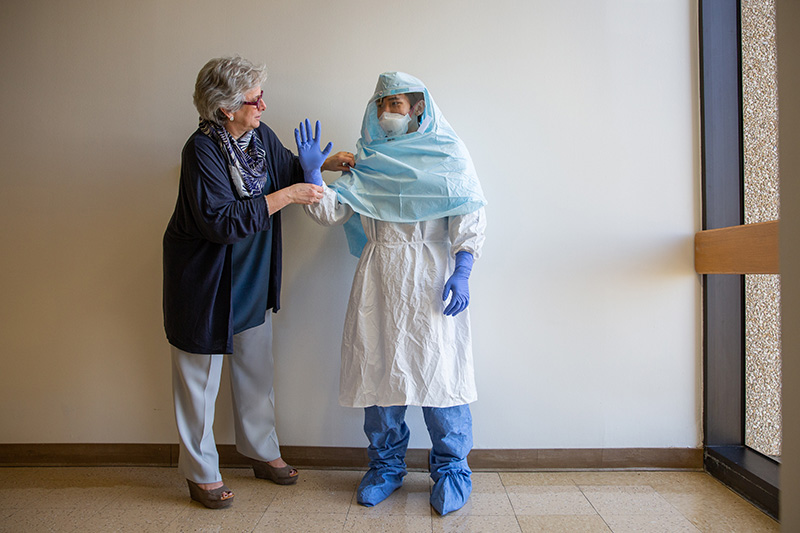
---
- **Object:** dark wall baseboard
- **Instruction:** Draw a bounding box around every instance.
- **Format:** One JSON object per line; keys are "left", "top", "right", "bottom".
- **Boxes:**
{"left": 0, "top": 444, "right": 702, "bottom": 471}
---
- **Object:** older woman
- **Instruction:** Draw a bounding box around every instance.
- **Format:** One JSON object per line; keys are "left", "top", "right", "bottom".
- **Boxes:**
{"left": 163, "top": 56, "right": 353, "bottom": 509}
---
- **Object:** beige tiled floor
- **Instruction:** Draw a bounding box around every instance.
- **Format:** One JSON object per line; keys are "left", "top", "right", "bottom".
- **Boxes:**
{"left": 0, "top": 467, "right": 779, "bottom": 532}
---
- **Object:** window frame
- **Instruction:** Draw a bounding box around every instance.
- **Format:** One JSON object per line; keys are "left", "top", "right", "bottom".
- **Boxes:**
{"left": 699, "top": 0, "right": 780, "bottom": 519}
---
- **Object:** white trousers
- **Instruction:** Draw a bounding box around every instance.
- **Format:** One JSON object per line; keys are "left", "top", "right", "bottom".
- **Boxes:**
{"left": 171, "top": 314, "right": 281, "bottom": 483}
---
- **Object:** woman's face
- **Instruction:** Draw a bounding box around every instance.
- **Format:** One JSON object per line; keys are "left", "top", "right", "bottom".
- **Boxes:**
{"left": 225, "top": 86, "right": 265, "bottom": 138}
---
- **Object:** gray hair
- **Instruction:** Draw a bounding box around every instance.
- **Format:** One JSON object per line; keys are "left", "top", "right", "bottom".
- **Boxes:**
{"left": 193, "top": 56, "right": 268, "bottom": 125}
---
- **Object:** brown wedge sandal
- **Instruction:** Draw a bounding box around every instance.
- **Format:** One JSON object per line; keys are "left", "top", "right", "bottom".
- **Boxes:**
{"left": 252, "top": 459, "right": 300, "bottom": 485}
{"left": 187, "top": 480, "right": 234, "bottom": 509}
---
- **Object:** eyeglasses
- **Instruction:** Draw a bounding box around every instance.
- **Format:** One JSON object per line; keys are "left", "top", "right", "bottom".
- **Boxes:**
{"left": 242, "top": 90, "right": 264, "bottom": 107}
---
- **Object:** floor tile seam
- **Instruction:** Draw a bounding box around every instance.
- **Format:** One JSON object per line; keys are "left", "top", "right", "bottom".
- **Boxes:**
{"left": 577, "top": 501, "right": 699, "bottom": 521}
{"left": 680, "top": 513, "right": 719, "bottom": 533}
{"left": 497, "top": 487, "right": 519, "bottom": 520}
{"left": 481, "top": 482, "right": 517, "bottom": 511}
{"left": 650, "top": 485, "right": 716, "bottom": 528}
{"left": 575, "top": 482, "right": 698, "bottom": 513}
{"left": 342, "top": 485, "right": 357, "bottom": 528}
{"left": 248, "top": 506, "right": 270, "bottom": 533}
{"left": 649, "top": 485, "right": 702, "bottom": 525}
{"left": 504, "top": 485, "right": 523, "bottom": 517}
{"left": 601, "top": 513, "right": 704, "bottom": 532}
{"left": 512, "top": 512, "right": 525, "bottom": 533}
{"left": 581, "top": 505, "right": 709, "bottom": 532}
{"left": 248, "top": 488, "right": 279, "bottom": 511}
{"left": 92, "top": 486, "right": 127, "bottom": 517}
{"left": 575, "top": 484, "right": 617, "bottom": 532}
{"left": 504, "top": 485, "right": 595, "bottom": 518}
{"left": 502, "top": 483, "right": 583, "bottom": 493}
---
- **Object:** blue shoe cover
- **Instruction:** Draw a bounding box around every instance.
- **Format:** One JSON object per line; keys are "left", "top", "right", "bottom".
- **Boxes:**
{"left": 357, "top": 467, "right": 405, "bottom": 507}
{"left": 430, "top": 473, "right": 472, "bottom": 515}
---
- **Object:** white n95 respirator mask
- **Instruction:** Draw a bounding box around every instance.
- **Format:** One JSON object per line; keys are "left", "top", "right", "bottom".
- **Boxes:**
{"left": 378, "top": 112, "right": 412, "bottom": 137}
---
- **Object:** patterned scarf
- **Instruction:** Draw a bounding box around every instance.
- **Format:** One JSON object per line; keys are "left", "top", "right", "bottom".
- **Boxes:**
{"left": 199, "top": 119, "right": 269, "bottom": 198}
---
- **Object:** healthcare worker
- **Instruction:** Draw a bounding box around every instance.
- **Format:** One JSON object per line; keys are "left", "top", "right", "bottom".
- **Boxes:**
{"left": 295, "top": 72, "right": 487, "bottom": 516}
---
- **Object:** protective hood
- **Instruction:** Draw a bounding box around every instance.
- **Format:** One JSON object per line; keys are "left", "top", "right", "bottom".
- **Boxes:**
{"left": 330, "top": 72, "right": 487, "bottom": 256}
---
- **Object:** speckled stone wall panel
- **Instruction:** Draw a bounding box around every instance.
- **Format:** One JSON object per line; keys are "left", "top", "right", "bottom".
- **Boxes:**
{"left": 741, "top": 0, "right": 781, "bottom": 457}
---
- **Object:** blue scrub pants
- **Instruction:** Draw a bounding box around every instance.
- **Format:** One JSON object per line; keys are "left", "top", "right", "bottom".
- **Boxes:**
{"left": 171, "top": 314, "right": 282, "bottom": 484}
{"left": 358, "top": 404, "right": 473, "bottom": 515}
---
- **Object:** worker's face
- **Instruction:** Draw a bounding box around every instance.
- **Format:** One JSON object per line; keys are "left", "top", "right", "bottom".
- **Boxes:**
{"left": 376, "top": 94, "right": 412, "bottom": 118}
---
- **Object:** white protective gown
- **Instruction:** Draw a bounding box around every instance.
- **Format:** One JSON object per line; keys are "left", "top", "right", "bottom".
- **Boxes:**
{"left": 305, "top": 186, "right": 486, "bottom": 408}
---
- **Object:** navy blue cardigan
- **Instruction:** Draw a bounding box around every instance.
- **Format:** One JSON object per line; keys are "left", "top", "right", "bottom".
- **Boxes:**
{"left": 163, "top": 123, "right": 304, "bottom": 354}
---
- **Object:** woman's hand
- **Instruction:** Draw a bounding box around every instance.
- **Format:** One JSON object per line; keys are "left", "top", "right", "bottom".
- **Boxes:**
{"left": 322, "top": 151, "right": 356, "bottom": 172}
{"left": 285, "top": 183, "right": 324, "bottom": 205}
{"left": 265, "top": 183, "right": 323, "bottom": 215}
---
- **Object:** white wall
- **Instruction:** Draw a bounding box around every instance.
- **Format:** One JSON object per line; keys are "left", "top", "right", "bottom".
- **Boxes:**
{"left": 0, "top": 0, "right": 700, "bottom": 450}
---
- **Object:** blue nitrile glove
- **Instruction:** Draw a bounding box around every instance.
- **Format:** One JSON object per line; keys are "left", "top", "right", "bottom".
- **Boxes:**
{"left": 442, "top": 251, "right": 474, "bottom": 317}
{"left": 294, "top": 118, "right": 333, "bottom": 186}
